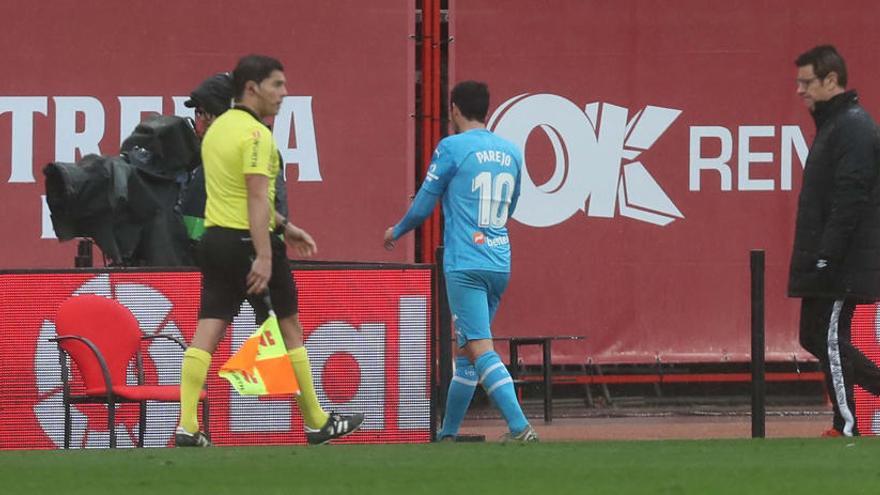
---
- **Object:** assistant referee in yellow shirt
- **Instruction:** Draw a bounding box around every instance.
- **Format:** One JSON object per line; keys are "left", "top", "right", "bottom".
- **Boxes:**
{"left": 176, "top": 54, "right": 363, "bottom": 447}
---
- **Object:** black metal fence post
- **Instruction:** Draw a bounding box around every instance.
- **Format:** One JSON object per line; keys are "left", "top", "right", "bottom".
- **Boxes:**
{"left": 750, "top": 249, "right": 766, "bottom": 438}
{"left": 435, "top": 246, "right": 452, "bottom": 437}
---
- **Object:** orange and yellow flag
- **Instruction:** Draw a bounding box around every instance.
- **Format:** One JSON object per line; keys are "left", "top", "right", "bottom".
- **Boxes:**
{"left": 219, "top": 315, "right": 300, "bottom": 396}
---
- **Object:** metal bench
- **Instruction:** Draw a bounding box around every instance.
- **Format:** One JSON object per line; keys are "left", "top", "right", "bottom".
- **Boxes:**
{"left": 494, "top": 335, "right": 585, "bottom": 423}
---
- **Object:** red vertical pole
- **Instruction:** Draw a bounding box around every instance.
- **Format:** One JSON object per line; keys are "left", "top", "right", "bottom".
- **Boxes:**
{"left": 419, "top": 0, "right": 442, "bottom": 265}
{"left": 428, "top": 0, "right": 442, "bottom": 262}
{"left": 419, "top": 0, "right": 433, "bottom": 264}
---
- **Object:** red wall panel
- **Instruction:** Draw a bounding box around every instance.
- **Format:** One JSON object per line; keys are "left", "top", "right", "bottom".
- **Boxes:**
{"left": 0, "top": 1, "right": 415, "bottom": 268}
{"left": 451, "top": 0, "right": 880, "bottom": 364}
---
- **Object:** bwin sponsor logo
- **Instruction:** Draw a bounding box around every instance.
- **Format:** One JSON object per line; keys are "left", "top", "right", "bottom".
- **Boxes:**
{"left": 488, "top": 93, "right": 683, "bottom": 227}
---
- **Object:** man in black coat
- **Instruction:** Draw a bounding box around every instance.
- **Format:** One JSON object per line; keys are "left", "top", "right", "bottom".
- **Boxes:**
{"left": 788, "top": 45, "right": 880, "bottom": 437}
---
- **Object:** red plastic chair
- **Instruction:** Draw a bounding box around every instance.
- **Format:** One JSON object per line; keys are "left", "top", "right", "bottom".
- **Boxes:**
{"left": 51, "top": 294, "right": 208, "bottom": 448}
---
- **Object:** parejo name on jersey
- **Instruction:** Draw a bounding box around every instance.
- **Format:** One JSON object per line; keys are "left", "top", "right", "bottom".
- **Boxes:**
{"left": 474, "top": 150, "right": 513, "bottom": 167}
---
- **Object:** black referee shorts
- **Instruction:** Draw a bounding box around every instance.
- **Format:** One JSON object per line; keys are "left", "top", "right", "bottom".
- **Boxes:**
{"left": 197, "top": 226, "right": 298, "bottom": 322}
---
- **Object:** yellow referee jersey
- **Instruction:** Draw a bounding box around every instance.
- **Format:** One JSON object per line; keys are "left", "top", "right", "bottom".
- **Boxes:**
{"left": 202, "top": 107, "right": 279, "bottom": 230}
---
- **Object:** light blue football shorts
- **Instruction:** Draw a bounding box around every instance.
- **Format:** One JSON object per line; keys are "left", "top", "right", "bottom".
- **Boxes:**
{"left": 445, "top": 270, "right": 510, "bottom": 348}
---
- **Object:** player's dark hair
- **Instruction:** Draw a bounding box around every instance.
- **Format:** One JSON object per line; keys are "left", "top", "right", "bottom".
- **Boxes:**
{"left": 795, "top": 45, "right": 848, "bottom": 88}
{"left": 232, "top": 54, "right": 284, "bottom": 100}
{"left": 451, "top": 81, "right": 490, "bottom": 122}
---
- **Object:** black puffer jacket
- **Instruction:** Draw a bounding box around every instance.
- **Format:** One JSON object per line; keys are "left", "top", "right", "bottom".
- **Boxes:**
{"left": 788, "top": 90, "right": 880, "bottom": 301}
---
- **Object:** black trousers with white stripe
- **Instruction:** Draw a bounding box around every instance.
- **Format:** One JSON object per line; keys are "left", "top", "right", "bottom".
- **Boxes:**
{"left": 799, "top": 298, "right": 880, "bottom": 436}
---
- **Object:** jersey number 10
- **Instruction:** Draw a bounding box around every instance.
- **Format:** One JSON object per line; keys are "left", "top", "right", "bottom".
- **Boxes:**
{"left": 472, "top": 171, "right": 515, "bottom": 228}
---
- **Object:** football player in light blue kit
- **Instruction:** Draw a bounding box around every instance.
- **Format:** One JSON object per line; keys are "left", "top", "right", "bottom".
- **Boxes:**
{"left": 384, "top": 81, "right": 537, "bottom": 442}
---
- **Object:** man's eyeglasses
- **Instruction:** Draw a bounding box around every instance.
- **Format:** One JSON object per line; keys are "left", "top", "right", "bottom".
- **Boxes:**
{"left": 796, "top": 76, "right": 822, "bottom": 89}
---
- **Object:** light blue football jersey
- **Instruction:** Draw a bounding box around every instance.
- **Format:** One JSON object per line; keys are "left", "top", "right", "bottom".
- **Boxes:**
{"left": 422, "top": 128, "right": 523, "bottom": 273}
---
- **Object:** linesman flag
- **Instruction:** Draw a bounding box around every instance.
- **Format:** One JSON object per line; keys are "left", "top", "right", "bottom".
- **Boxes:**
{"left": 219, "top": 301, "right": 300, "bottom": 396}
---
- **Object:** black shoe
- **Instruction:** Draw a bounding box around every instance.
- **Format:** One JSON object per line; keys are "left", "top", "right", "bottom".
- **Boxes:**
{"left": 175, "top": 427, "right": 213, "bottom": 447}
{"left": 305, "top": 412, "right": 364, "bottom": 445}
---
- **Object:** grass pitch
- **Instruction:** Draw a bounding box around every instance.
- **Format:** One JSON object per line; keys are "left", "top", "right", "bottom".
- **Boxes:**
{"left": 1, "top": 438, "right": 879, "bottom": 494}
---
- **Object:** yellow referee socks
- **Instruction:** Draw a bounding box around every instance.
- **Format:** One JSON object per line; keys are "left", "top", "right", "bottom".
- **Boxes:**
{"left": 288, "top": 346, "right": 329, "bottom": 429}
{"left": 179, "top": 347, "right": 212, "bottom": 433}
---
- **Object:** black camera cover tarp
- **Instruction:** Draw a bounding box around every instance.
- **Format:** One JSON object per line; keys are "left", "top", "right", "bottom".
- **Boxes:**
{"left": 44, "top": 115, "right": 199, "bottom": 267}
{"left": 121, "top": 115, "right": 199, "bottom": 180}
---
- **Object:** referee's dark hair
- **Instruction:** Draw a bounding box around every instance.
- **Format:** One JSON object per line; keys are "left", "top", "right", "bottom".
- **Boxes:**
{"left": 451, "top": 81, "right": 490, "bottom": 122}
{"left": 795, "top": 45, "right": 848, "bottom": 88}
{"left": 232, "top": 54, "right": 284, "bottom": 100}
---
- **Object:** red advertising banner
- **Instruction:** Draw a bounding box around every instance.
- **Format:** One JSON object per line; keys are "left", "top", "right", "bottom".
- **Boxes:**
{"left": 853, "top": 307, "right": 880, "bottom": 435}
{"left": 0, "top": 1, "right": 415, "bottom": 268}
{"left": 451, "top": 0, "right": 880, "bottom": 365}
{"left": 0, "top": 267, "right": 432, "bottom": 449}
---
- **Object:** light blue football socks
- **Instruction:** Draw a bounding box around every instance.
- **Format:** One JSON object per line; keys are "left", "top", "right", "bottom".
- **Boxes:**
{"left": 438, "top": 356, "right": 478, "bottom": 439}
{"left": 475, "top": 350, "right": 529, "bottom": 434}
